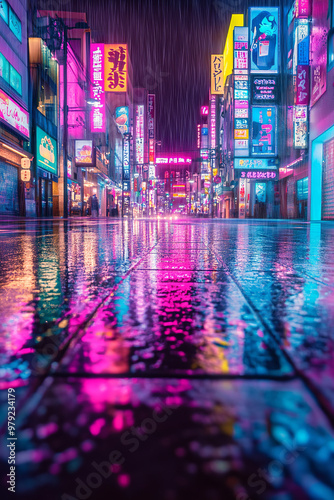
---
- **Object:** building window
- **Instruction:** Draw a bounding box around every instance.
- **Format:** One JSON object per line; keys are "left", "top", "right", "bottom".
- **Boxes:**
{"left": 9, "top": 64, "right": 21, "bottom": 95}
{"left": 0, "top": 51, "right": 9, "bottom": 82}
{"left": 37, "top": 80, "right": 57, "bottom": 125}
{"left": 8, "top": 5, "right": 21, "bottom": 42}
{"left": 0, "top": 0, "right": 9, "bottom": 24}
{"left": 296, "top": 177, "right": 308, "bottom": 201}
{"left": 0, "top": 51, "right": 22, "bottom": 96}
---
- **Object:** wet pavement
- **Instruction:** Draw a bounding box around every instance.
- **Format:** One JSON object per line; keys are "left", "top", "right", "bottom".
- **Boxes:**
{"left": 0, "top": 218, "right": 334, "bottom": 499}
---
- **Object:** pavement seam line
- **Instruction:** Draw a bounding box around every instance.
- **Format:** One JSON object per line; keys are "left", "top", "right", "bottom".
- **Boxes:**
{"left": 206, "top": 237, "right": 334, "bottom": 429}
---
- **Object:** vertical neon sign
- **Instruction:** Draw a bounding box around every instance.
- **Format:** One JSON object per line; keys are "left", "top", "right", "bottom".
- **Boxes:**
{"left": 136, "top": 105, "right": 144, "bottom": 164}
{"left": 90, "top": 43, "right": 105, "bottom": 133}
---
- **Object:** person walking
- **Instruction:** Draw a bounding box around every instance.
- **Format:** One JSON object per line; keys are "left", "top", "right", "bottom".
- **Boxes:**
{"left": 91, "top": 194, "right": 99, "bottom": 217}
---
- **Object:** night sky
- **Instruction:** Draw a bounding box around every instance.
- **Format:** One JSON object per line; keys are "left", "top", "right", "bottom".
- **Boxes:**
{"left": 67, "top": 0, "right": 275, "bottom": 153}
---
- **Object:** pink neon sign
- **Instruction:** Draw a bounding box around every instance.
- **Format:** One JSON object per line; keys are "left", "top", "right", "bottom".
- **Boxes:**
{"left": 90, "top": 43, "right": 105, "bottom": 133}
{"left": 201, "top": 106, "right": 209, "bottom": 115}
{"left": 156, "top": 156, "right": 192, "bottom": 164}
{"left": 0, "top": 89, "right": 29, "bottom": 138}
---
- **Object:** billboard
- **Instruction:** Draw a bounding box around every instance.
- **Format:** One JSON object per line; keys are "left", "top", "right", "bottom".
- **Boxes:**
{"left": 0, "top": 89, "right": 29, "bottom": 139}
{"left": 115, "top": 106, "right": 129, "bottom": 135}
{"left": 249, "top": 7, "right": 279, "bottom": 73}
{"left": 296, "top": 65, "right": 310, "bottom": 105}
{"left": 294, "top": 105, "right": 308, "bottom": 148}
{"left": 239, "top": 178, "right": 246, "bottom": 218}
{"left": 90, "top": 43, "right": 105, "bottom": 133}
{"left": 75, "top": 140, "right": 93, "bottom": 165}
{"left": 210, "top": 94, "right": 216, "bottom": 170}
{"left": 240, "top": 170, "right": 277, "bottom": 180}
{"left": 148, "top": 94, "right": 155, "bottom": 164}
{"left": 36, "top": 127, "right": 57, "bottom": 175}
{"left": 251, "top": 76, "right": 279, "bottom": 104}
{"left": 310, "top": 0, "right": 329, "bottom": 106}
{"left": 234, "top": 27, "right": 249, "bottom": 73}
{"left": 211, "top": 55, "right": 223, "bottom": 94}
{"left": 251, "top": 106, "right": 277, "bottom": 156}
{"left": 135, "top": 105, "right": 144, "bottom": 164}
{"left": 234, "top": 158, "right": 277, "bottom": 170}
{"left": 104, "top": 44, "right": 127, "bottom": 92}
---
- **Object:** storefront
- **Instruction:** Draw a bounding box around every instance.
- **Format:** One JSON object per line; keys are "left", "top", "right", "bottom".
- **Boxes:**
{"left": 0, "top": 89, "right": 31, "bottom": 217}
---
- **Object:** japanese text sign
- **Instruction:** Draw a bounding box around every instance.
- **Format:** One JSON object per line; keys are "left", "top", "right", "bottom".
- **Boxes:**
{"left": 104, "top": 44, "right": 127, "bottom": 92}
{"left": 90, "top": 43, "right": 105, "bottom": 132}
{"left": 211, "top": 55, "right": 223, "bottom": 94}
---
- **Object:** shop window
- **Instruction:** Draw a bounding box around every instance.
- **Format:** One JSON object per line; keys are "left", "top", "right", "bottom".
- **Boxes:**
{"left": 296, "top": 177, "right": 308, "bottom": 201}
{"left": 8, "top": 5, "right": 21, "bottom": 42}
{"left": 9, "top": 64, "right": 21, "bottom": 95}
{"left": 37, "top": 80, "right": 57, "bottom": 125}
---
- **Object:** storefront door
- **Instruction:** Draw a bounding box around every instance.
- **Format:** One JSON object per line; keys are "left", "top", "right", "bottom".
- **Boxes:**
{"left": 0, "top": 162, "right": 19, "bottom": 216}
{"left": 322, "top": 138, "right": 334, "bottom": 220}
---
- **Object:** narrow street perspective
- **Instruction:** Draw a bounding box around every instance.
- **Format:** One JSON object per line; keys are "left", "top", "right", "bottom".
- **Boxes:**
{"left": 1, "top": 0, "right": 334, "bottom": 499}
{"left": 1, "top": 218, "right": 334, "bottom": 499}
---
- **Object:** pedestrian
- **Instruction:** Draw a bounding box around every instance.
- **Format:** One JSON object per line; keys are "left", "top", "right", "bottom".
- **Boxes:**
{"left": 91, "top": 194, "right": 99, "bottom": 217}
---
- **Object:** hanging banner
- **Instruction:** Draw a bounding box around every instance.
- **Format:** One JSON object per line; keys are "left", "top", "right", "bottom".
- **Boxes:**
{"left": 251, "top": 106, "right": 277, "bottom": 156}
{"left": 115, "top": 106, "right": 129, "bottom": 135}
{"left": 239, "top": 178, "right": 246, "bottom": 218}
{"left": 90, "top": 43, "right": 105, "bottom": 133}
{"left": 104, "top": 44, "right": 127, "bottom": 92}
{"left": 148, "top": 94, "right": 155, "bottom": 164}
{"left": 135, "top": 105, "right": 144, "bottom": 164}
{"left": 249, "top": 7, "right": 279, "bottom": 74}
{"left": 211, "top": 55, "right": 224, "bottom": 94}
{"left": 310, "top": 0, "right": 329, "bottom": 106}
{"left": 295, "top": 0, "right": 311, "bottom": 19}
{"left": 296, "top": 65, "right": 310, "bottom": 105}
{"left": 296, "top": 19, "right": 310, "bottom": 65}
{"left": 294, "top": 106, "right": 308, "bottom": 149}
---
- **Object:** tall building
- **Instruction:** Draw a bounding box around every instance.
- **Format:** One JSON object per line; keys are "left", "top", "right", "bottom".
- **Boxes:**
{"left": 0, "top": 0, "right": 32, "bottom": 216}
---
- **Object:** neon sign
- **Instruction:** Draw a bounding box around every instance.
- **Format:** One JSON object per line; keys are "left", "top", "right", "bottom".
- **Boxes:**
{"left": 90, "top": 43, "right": 105, "bottom": 132}
{"left": 156, "top": 157, "right": 192, "bottom": 164}
{"left": 136, "top": 105, "right": 144, "bottom": 164}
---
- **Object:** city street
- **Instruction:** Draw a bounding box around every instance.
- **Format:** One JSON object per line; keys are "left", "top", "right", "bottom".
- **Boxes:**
{"left": 0, "top": 218, "right": 334, "bottom": 499}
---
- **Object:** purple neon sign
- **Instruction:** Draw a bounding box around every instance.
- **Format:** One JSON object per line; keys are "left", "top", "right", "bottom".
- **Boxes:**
{"left": 90, "top": 43, "right": 105, "bottom": 133}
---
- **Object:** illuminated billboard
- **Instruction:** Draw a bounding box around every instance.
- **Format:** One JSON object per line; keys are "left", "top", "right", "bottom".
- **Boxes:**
{"left": 294, "top": 105, "right": 308, "bottom": 149}
{"left": 234, "top": 158, "right": 277, "bottom": 170}
{"left": 211, "top": 55, "right": 223, "bottom": 94}
{"left": 251, "top": 106, "right": 277, "bottom": 156}
{"left": 115, "top": 106, "right": 129, "bottom": 135}
{"left": 104, "top": 44, "right": 127, "bottom": 92}
{"left": 135, "top": 105, "right": 144, "bottom": 164}
{"left": 75, "top": 140, "right": 93, "bottom": 165}
{"left": 148, "top": 94, "right": 155, "bottom": 163}
{"left": 36, "top": 127, "right": 57, "bottom": 175}
{"left": 249, "top": 7, "right": 279, "bottom": 73}
{"left": 90, "top": 43, "right": 105, "bottom": 133}
{"left": 223, "top": 14, "right": 244, "bottom": 87}
{"left": 251, "top": 76, "right": 279, "bottom": 104}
